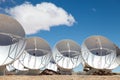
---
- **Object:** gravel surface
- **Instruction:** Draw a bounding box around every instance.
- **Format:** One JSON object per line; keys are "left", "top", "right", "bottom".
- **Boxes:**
{"left": 0, "top": 75, "right": 120, "bottom": 80}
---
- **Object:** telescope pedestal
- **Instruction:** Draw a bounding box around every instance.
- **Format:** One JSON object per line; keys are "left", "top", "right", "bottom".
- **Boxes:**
{"left": 83, "top": 66, "right": 115, "bottom": 75}
{"left": 0, "top": 65, "right": 6, "bottom": 75}
{"left": 57, "top": 67, "right": 72, "bottom": 75}
{"left": 26, "top": 69, "right": 41, "bottom": 75}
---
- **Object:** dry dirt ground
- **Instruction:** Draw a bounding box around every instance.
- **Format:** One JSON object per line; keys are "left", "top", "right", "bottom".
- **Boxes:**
{"left": 0, "top": 75, "right": 120, "bottom": 80}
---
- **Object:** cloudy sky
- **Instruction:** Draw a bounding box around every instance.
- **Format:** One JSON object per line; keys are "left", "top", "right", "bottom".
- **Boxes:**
{"left": 0, "top": 0, "right": 120, "bottom": 72}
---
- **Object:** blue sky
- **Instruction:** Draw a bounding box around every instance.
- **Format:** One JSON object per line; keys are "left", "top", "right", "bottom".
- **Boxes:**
{"left": 0, "top": 0, "right": 120, "bottom": 72}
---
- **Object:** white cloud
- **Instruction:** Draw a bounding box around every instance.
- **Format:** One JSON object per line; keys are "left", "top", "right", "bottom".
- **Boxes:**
{"left": 5, "top": 2, "right": 75, "bottom": 35}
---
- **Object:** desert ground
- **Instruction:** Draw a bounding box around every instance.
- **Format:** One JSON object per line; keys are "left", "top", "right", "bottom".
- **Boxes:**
{"left": 0, "top": 75, "right": 120, "bottom": 80}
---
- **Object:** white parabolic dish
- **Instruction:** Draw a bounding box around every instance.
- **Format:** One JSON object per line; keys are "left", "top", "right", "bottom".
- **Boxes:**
{"left": 115, "top": 46, "right": 120, "bottom": 66}
{"left": 0, "top": 14, "right": 26, "bottom": 66}
{"left": 53, "top": 39, "right": 82, "bottom": 69}
{"left": 81, "top": 35, "right": 119, "bottom": 69}
{"left": 6, "top": 64, "right": 16, "bottom": 72}
{"left": 11, "top": 59, "right": 28, "bottom": 71}
{"left": 46, "top": 58, "right": 57, "bottom": 72}
{"left": 20, "top": 37, "right": 52, "bottom": 70}
{"left": 46, "top": 62, "right": 57, "bottom": 72}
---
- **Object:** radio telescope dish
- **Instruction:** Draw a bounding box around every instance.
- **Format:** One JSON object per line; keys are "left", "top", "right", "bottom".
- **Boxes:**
{"left": 11, "top": 59, "right": 28, "bottom": 71}
{"left": 6, "top": 64, "right": 16, "bottom": 72}
{"left": 6, "top": 59, "right": 29, "bottom": 75}
{"left": 0, "top": 14, "right": 26, "bottom": 66}
{"left": 106, "top": 45, "right": 119, "bottom": 69}
{"left": 53, "top": 39, "right": 82, "bottom": 70}
{"left": 20, "top": 37, "right": 52, "bottom": 70}
{"left": 6, "top": 61, "right": 29, "bottom": 75}
{"left": 81, "top": 35, "right": 117, "bottom": 69}
{"left": 46, "top": 58, "right": 57, "bottom": 72}
{"left": 115, "top": 46, "right": 120, "bottom": 66}
{"left": 6, "top": 64, "right": 18, "bottom": 75}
